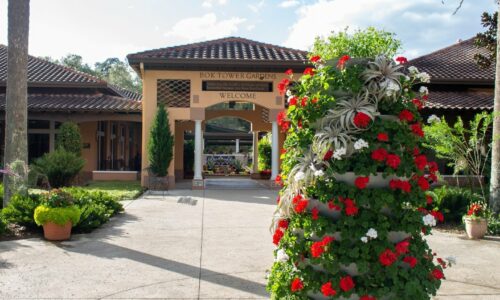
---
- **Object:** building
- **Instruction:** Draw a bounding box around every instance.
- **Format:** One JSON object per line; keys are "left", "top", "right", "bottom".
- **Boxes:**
{"left": 0, "top": 45, "right": 142, "bottom": 182}
{"left": 127, "top": 37, "right": 309, "bottom": 189}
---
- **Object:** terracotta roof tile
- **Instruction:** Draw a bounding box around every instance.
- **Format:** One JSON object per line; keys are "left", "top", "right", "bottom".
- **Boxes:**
{"left": 0, "top": 93, "right": 141, "bottom": 112}
{"left": 127, "top": 36, "right": 308, "bottom": 63}
{"left": 426, "top": 90, "right": 493, "bottom": 110}
{"left": 409, "top": 38, "right": 494, "bottom": 82}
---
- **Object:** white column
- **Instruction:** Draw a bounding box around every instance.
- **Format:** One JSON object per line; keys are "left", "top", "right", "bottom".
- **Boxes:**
{"left": 271, "top": 121, "right": 279, "bottom": 180}
{"left": 194, "top": 120, "right": 203, "bottom": 180}
{"left": 235, "top": 139, "right": 240, "bottom": 153}
{"left": 252, "top": 132, "right": 259, "bottom": 173}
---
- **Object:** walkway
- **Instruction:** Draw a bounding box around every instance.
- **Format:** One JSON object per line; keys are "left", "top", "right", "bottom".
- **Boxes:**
{"left": 0, "top": 189, "right": 499, "bottom": 299}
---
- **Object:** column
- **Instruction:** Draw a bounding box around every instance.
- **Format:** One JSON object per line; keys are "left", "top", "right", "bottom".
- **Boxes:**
{"left": 235, "top": 138, "right": 240, "bottom": 153}
{"left": 194, "top": 120, "right": 203, "bottom": 180}
{"left": 271, "top": 121, "right": 279, "bottom": 180}
{"left": 252, "top": 131, "right": 259, "bottom": 174}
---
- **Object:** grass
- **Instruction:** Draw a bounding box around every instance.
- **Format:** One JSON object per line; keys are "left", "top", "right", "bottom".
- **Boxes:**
{"left": 81, "top": 181, "right": 144, "bottom": 200}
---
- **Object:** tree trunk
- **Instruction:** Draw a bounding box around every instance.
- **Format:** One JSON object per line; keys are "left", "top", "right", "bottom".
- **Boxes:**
{"left": 490, "top": 3, "right": 500, "bottom": 214}
{"left": 3, "top": 0, "right": 30, "bottom": 207}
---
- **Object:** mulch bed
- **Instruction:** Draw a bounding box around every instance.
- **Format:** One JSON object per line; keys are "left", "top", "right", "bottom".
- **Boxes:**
{"left": 0, "top": 224, "right": 41, "bottom": 241}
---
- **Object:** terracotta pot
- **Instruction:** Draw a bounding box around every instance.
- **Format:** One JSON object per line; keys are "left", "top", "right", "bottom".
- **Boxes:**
{"left": 42, "top": 221, "right": 72, "bottom": 241}
{"left": 464, "top": 217, "right": 488, "bottom": 239}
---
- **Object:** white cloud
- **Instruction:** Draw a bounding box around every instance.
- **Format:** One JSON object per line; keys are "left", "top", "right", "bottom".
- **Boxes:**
{"left": 202, "top": 0, "right": 228, "bottom": 8}
{"left": 279, "top": 0, "right": 300, "bottom": 8}
{"left": 282, "top": 0, "right": 492, "bottom": 58}
{"left": 164, "top": 13, "right": 245, "bottom": 43}
{"left": 248, "top": 0, "right": 265, "bottom": 13}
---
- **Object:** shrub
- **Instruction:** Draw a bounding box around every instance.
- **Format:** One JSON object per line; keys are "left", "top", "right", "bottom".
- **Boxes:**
{"left": 0, "top": 212, "right": 7, "bottom": 235}
{"left": 258, "top": 133, "right": 272, "bottom": 171}
{"left": 32, "top": 148, "right": 85, "bottom": 188}
{"left": 487, "top": 213, "right": 500, "bottom": 235}
{"left": 148, "top": 104, "right": 174, "bottom": 176}
{"left": 34, "top": 206, "right": 81, "bottom": 226}
{"left": 431, "top": 186, "right": 483, "bottom": 223}
{"left": 1, "top": 193, "right": 42, "bottom": 228}
{"left": 56, "top": 122, "right": 82, "bottom": 155}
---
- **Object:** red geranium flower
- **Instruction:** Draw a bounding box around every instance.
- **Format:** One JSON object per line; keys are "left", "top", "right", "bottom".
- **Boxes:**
{"left": 353, "top": 112, "right": 372, "bottom": 128}
{"left": 417, "top": 176, "right": 430, "bottom": 191}
{"left": 343, "top": 198, "right": 359, "bottom": 216}
{"left": 379, "top": 249, "right": 398, "bottom": 266}
{"left": 428, "top": 161, "right": 439, "bottom": 173}
{"left": 403, "top": 256, "right": 418, "bottom": 268}
{"left": 395, "top": 240, "right": 410, "bottom": 255}
{"left": 303, "top": 67, "right": 315, "bottom": 76}
{"left": 288, "top": 96, "right": 297, "bottom": 106}
{"left": 354, "top": 176, "right": 369, "bottom": 189}
{"left": 396, "top": 56, "right": 408, "bottom": 64}
{"left": 275, "top": 174, "right": 282, "bottom": 185}
{"left": 277, "top": 78, "right": 290, "bottom": 95}
{"left": 272, "top": 229, "right": 284, "bottom": 245}
{"left": 399, "top": 180, "right": 411, "bottom": 193}
{"left": 411, "top": 123, "right": 425, "bottom": 137}
{"left": 399, "top": 109, "right": 414, "bottom": 122}
{"left": 301, "top": 97, "right": 308, "bottom": 106}
{"left": 412, "top": 98, "right": 424, "bottom": 110}
{"left": 414, "top": 155, "right": 428, "bottom": 171}
{"left": 291, "top": 278, "right": 304, "bottom": 292}
{"left": 328, "top": 200, "right": 341, "bottom": 211}
{"left": 321, "top": 282, "right": 337, "bottom": 297}
{"left": 293, "top": 195, "right": 309, "bottom": 214}
{"left": 281, "top": 148, "right": 287, "bottom": 155}
{"left": 285, "top": 69, "right": 293, "bottom": 76}
{"left": 413, "top": 147, "right": 420, "bottom": 156}
{"left": 311, "top": 207, "right": 319, "bottom": 220}
{"left": 312, "top": 97, "right": 318, "bottom": 104}
{"left": 277, "top": 111, "right": 290, "bottom": 132}
{"left": 431, "top": 210, "right": 444, "bottom": 223}
{"left": 339, "top": 276, "right": 355, "bottom": 292}
{"left": 323, "top": 150, "right": 333, "bottom": 161}
{"left": 278, "top": 219, "right": 289, "bottom": 230}
{"left": 389, "top": 179, "right": 412, "bottom": 193}
{"left": 371, "top": 148, "right": 388, "bottom": 162}
{"left": 377, "top": 133, "right": 389, "bottom": 142}
{"left": 337, "top": 55, "right": 351, "bottom": 69}
{"left": 360, "top": 296, "right": 377, "bottom": 300}
{"left": 431, "top": 268, "right": 444, "bottom": 280}
{"left": 386, "top": 154, "right": 401, "bottom": 169}
{"left": 426, "top": 195, "right": 433, "bottom": 205}
{"left": 310, "top": 55, "right": 321, "bottom": 63}
{"left": 311, "top": 236, "right": 335, "bottom": 258}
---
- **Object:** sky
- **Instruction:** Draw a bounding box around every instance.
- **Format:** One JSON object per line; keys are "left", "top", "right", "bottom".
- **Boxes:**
{"left": 0, "top": 0, "right": 497, "bottom": 65}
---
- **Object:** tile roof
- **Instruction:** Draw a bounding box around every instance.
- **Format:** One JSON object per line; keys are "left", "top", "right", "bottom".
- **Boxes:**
{"left": 127, "top": 37, "right": 308, "bottom": 63}
{"left": 108, "top": 84, "right": 142, "bottom": 101}
{"left": 409, "top": 38, "right": 495, "bottom": 83}
{"left": 426, "top": 90, "right": 493, "bottom": 110}
{"left": 0, "top": 45, "right": 105, "bottom": 86}
{"left": 0, "top": 93, "right": 141, "bottom": 112}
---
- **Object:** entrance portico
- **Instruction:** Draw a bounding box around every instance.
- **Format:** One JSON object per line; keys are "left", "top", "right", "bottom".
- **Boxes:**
{"left": 127, "top": 37, "right": 309, "bottom": 189}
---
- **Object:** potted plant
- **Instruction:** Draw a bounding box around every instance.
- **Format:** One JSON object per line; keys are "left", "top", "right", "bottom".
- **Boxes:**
{"left": 463, "top": 202, "right": 488, "bottom": 239}
{"left": 34, "top": 189, "right": 81, "bottom": 241}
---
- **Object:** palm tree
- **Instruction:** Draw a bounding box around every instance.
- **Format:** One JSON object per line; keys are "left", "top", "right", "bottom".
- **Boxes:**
{"left": 3, "top": 0, "right": 30, "bottom": 207}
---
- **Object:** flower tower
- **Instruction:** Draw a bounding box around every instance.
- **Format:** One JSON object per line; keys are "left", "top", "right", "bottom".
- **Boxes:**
{"left": 268, "top": 54, "right": 451, "bottom": 299}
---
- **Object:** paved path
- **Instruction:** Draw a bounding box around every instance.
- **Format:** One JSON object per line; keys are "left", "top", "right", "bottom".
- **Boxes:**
{"left": 0, "top": 189, "right": 499, "bottom": 299}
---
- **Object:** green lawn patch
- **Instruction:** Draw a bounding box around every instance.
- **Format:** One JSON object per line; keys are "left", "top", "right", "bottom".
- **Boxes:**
{"left": 80, "top": 181, "right": 144, "bottom": 200}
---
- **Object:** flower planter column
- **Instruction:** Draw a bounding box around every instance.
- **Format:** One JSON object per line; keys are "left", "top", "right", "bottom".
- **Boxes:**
{"left": 271, "top": 121, "right": 279, "bottom": 181}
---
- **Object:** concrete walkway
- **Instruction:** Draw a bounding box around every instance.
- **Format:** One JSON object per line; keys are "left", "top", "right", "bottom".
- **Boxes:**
{"left": 0, "top": 189, "right": 499, "bottom": 299}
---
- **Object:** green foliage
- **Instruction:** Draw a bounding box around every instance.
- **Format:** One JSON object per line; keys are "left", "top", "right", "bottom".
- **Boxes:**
{"left": 75, "top": 181, "right": 144, "bottom": 200}
{"left": 148, "top": 104, "right": 174, "bottom": 177}
{"left": 258, "top": 133, "right": 272, "bottom": 171}
{"left": 41, "top": 189, "right": 75, "bottom": 208}
{"left": 487, "top": 213, "right": 500, "bottom": 235}
{"left": 312, "top": 27, "right": 402, "bottom": 60}
{"left": 430, "top": 186, "right": 483, "bottom": 223}
{"left": 474, "top": 11, "right": 498, "bottom": 68}
{"left": 0, "top": 211, "right": 7, "bottom": 235}
{"left": 1, "top": 193, "right": 42, "bottom": 228}
{"left": 34, "top": 205, "right": 81, "bottom": 226}
{"left": 32, "top": 148, "right": 85, "bottom": 188}
{"left": 56, "top": 122, "right": 82, "bottom": 155}
{"left": 65, "top": 188, "right": 124, "bottom": 232}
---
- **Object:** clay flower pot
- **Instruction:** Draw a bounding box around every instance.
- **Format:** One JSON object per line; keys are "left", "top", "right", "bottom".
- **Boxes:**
{"left": 464, "top": 217, "right": 488, "bottom": 239}
{"left": 42, "top": 221, "right": 72, "bottom": 241}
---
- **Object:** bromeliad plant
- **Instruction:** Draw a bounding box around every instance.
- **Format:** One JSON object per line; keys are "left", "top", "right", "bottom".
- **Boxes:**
{"left": 268, "top": 31, "right": 450, "bottom": 300}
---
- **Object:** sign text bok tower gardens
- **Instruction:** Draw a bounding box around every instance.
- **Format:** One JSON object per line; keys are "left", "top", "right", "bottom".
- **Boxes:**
{"left": 127, "top": 37, "right": 309, "bottom": 189}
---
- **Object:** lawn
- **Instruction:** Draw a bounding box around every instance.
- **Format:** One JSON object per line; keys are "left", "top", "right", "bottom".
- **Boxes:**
{"left": 81, "top": 181, "right": 144, "bottom": 200}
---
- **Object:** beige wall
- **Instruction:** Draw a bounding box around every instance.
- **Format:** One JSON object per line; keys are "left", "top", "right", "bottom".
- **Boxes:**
{"left": 79, "top": 121, "right": 98, "bottom": 173}
{"left": 141, "top": 69, "right": 291, "bottom": 187}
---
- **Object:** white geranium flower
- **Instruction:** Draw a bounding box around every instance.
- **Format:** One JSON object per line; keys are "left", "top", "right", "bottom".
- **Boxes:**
{"left": 333, "top": 147, "right": 346, "bottom": 160}
{"left": 419, "top": 86, "right": 429, "bottom": 95}
{"left": 314, "top": 169, "right": 325, "bottom": 177}
{"left": 354, "top": 139, "right": 369, "bottom": 150}
{"left": 276, "top": 249, "right": 289, "bottom": 262}
{"left": 286, "top": 90, "right": 292, "bottom": 97}
{"left": 360, "top": 236, "right": 368, "bottom": 243}
{"left": 446, "top": 256, "right": 457, "bottom": 266}
{"left": 294, "top": 171, "right": 305, "bottom": 182}
{"left": 366, "top": 228, "right": 378, "bottom": 239}
{"left": 423, "top": 214, "right": 437, "bottom": 227}
{"left": 408, "top": 66, "right": 419, "bottom": 74}
{"left": 380, "top": 79, "right": 400, "bottom": 97}
{"left": 404, "top": 75, "right": 411, "bottom": 81}
{"left": 427, "top": 115, "right": 441, "bottom": 124}
{"left": 417, "top": 72, "right": 431, "bottom": 83}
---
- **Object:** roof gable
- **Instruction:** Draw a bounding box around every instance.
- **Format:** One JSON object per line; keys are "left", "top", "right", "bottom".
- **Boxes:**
{"left": 409, "top": 38, "right": 494, "bottom": 83}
